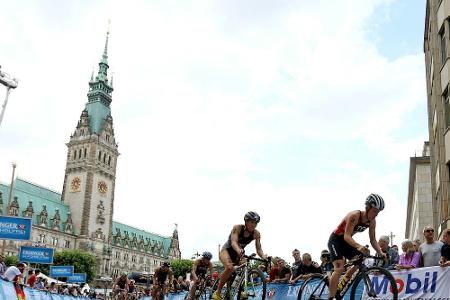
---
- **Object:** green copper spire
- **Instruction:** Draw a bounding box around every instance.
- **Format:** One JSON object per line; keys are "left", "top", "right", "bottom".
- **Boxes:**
{"left": 85, "top": 28, "right": 114, "bottom": 135}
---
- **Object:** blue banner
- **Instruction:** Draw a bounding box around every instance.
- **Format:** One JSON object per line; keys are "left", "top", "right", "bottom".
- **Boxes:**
{"left": 50, "top": 266, "right": 74, "bottom": 277}
{"left": 19, "top": 246, "right": 54, "bottom": 264}
{"left": 0, "top": 215, "right": 32, "bottom": 241}
{"left": 67, "top": 273, "right": 87, "bottom": 283}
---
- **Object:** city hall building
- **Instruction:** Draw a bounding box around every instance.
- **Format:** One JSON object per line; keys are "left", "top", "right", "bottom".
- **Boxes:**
{"left": 0, "top": 32, "right": 181, "bottom": 279}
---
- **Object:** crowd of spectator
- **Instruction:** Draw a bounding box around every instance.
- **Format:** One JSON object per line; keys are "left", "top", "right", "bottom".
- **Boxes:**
{"left": 0, "top": 225, "right": 449, "bottom": 298}
{"left": 262, "top": 225, "right": 450, "bottom": 285}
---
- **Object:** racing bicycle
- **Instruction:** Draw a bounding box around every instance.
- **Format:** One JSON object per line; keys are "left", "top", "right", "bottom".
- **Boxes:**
{"left": 210, "top": 254, "right": 271, "bottom": 300}
{"left": 297, "top": 253, "right": 398, "bottom": 300}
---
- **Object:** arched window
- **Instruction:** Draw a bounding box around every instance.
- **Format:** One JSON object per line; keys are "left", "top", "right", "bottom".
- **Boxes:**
{"left": 73, "top": 150, "right": 76, "bottom": 160}
{"left": 108, "top": 156, "right": 111, "bottom": 165}
{"left": 84, "top": 148, "right": 87, "bottom": 158}
{"left": 78, "top": 149, "right": 82, "bottom": 159}
{"left": 103, "top": 153, "right": 106, "bottom": 163}
{"left": 98, "top": 151, "right": 102, "bottom": 161}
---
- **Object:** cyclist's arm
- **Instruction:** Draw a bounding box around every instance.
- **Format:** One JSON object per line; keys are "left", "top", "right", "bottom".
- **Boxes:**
{"left": 191, "top": 260, "right": 199, "bottom": 281}
{"left": 208, "top": 261, "right": 214, "bottom": 275}
{"left": 168, "top": 270, "right": 174, "bottom": 288}
{"left": 231, "top": 225, "right": 243, "bottom": 254}
{"left": 153, "top": 268, "right": 159, "bottom": 285}
{"left": 343, "top": 211, "right": 364, "bottom": 250}
{"left": 254, "top": 230, "right": 266, "bottom": 259}
{"left": 368, "top": 219, "right": 383, "bottom": 255}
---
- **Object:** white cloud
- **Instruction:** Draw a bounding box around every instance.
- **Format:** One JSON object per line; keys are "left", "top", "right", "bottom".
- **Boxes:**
{"left": 0, "top": 0, "right": 426, "bottom": 262}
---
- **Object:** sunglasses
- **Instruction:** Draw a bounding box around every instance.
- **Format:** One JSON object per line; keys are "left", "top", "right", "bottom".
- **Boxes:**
{"left": 425, "top": 229, "right": 434, "bottom": 233}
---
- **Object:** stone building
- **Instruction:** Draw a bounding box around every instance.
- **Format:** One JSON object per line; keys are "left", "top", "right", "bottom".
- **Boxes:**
{"left": 0, "top": 31, "right": 181, "bottom": 279}
{"left": 405, "top": 142, "right": 433, "bottom": 241}
{"left": 423, "top": 0, "right": 450, "bottom": 236}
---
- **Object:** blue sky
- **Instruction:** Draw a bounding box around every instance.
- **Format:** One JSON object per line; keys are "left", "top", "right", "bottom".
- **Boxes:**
{"left": 0, "top": 0, "right": 428, "bottom": 262}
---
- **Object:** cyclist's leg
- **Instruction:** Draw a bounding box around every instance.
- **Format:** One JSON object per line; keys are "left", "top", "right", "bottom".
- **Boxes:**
{"left": 328, "top": 259, "right": 345, "bottom": 299}
{"left": 214, "top": 249, "right": 234, "bottom": 298}
{"left": 328, "top": 234, "right": 347, "bottom": 299}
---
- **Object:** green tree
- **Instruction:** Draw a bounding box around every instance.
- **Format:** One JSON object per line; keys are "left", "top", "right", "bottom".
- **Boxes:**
{"left": 5, "top": 255, "right": 18, "bottom": 267}
{"left": 171, "top": 259, "right": 193, "bottom": 279}
{"left": 52, "top": 250, "right": 97, "bottom": 283}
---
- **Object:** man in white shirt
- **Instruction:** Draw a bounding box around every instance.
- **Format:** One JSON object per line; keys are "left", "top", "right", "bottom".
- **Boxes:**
{"left": 419, "top": 226, "right": 444, "bottom": 267}
{"left": 4, "top": 263, "right": 26, "bottom": 283}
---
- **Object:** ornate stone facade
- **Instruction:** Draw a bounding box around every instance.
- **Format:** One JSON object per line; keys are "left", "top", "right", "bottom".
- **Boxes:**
{"left": 0, "top": 31, "right": 181, "bottom": 280}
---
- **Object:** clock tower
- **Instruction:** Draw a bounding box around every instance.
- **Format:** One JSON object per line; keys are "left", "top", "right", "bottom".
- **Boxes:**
{"left": 62, "top": 30, "right": 119, "bottom": 242}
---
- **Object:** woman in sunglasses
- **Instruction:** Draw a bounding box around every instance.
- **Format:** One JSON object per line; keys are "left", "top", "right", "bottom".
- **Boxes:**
{"left": 419, "top": 225, "right": 443, "bottom": 267}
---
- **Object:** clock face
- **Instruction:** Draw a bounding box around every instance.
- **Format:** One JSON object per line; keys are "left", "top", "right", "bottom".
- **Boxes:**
{"left": 97, "top": 180, "right": 108, "bottom": 195}
{"left": 70, "top": 177, "right": 81, "bottom": 192}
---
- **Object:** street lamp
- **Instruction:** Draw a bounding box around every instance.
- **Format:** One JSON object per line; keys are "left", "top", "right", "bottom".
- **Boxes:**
{"left": 0, "top": 65, "right": 18, "bottom": 127}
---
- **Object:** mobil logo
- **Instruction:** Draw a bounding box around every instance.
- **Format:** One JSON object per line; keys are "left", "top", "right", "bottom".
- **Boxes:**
{"left": 371, "top": 271, "right": 438, "bottom": 295}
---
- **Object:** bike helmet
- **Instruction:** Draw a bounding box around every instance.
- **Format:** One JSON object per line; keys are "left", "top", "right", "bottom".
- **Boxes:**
{"left": 244, "top": 211, "right": 260, "bottom": 223}
{"left": 162, "top": 262, "right": 171, "bottom": 267}
{"left": 202, "top": 251, "right": 213, "bottom": 260}
{"left": 365, "top": 193, "right": 385, "bottom": 211}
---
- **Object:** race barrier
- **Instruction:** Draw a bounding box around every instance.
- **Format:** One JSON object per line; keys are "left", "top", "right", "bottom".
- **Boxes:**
{"left": 1, "top": 266, "right": 449, "bottom": 299}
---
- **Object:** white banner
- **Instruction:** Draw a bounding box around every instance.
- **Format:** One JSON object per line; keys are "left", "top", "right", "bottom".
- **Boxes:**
{"left": 364, "top": 266, "right": 450, "bottom": 300}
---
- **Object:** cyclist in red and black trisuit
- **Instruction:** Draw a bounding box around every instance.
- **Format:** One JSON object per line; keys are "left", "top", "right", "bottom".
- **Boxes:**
{"left": 212, "top": 211, "right": 268, "bottom": 300}
{"left": 327, "top": 194, "right": 387, "bottom": 300}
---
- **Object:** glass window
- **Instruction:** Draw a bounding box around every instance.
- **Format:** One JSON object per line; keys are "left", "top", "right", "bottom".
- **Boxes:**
{"left": 440, "top": 28, "right": 447, "bottom": 64}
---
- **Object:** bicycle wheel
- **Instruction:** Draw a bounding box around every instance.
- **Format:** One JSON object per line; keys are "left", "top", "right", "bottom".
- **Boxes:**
{"left": 297, "top": 274, "right": 329, "bottom": 300}
{"left": 237, "top": 269, "right": 267, "bottom": 300}
{"left": 349, "top": 266, "right": 398, "bottom": 300}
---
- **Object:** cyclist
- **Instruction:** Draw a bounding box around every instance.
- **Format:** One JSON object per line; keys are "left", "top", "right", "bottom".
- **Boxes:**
{"left": 187, "top": 251, "right": 214, "bottom": 300}
{"left": 212, "top": 211, "right": 268, "bottom": 300}
{"left": 327, "top": 194, "right": 387, "bottom": 300}
{"left": 113, "top": 271, "right": 129, "bottom": 299}
{"left": 152, "top": 262, "right": 174, "bottom": 299}
{"left": 128, "top": 279, "right": 137, "bottom": 300}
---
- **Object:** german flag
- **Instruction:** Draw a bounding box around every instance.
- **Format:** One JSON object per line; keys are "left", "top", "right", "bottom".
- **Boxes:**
{"left": 14, "top": 283, "right": 26, "bottom": 300}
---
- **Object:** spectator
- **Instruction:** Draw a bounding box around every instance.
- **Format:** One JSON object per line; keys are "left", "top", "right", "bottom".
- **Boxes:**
{"left": 395, "top": 240, "right": 420, "bottom": 270}
{"left": 392, "top": 245, "right": 399, "bottom": 252}
{"left": 297, "top": 253, "right": 321, "bottom": 280}
{"left": 48, "top": 282, "right": 58, "bottom": 293}
{"left": 257, "top": 264, "right": 268, "bottom": 280}
{"left": 0, "top": 254, "right": 7, "bottom": 278}
{"left": 26, "top": 269, "right": 36, "bottom": 287}
{"left": 270, "top": 259, "right": 291, "bottom": 282}
{"left": 413, "top": 239, "right": 421, "bottom": 252}
{"left": 175, "top": 276, "right": 188, "bottom": 292}
{"left": 439, "top": 229, "right": 450, "bottom": 267}
{"left": 319, "top": 250, "right": 333, "bottom": 274}
{"left": 3, "top": 262, "right": 26, "bottom": 283}
{"left": 211, "top": 271, "right": 219, "bottom": 281}
{"left": 35, "top": 277, "right": 45, "bottom": 289}
{"left": 419, "top": 225, "right": 444, "bottom": 267}
{"left": 289, "top": 249, "right": 303, "bottom": 284}
{"left": 377, "top": 235, "right": 399, "bottom": 270}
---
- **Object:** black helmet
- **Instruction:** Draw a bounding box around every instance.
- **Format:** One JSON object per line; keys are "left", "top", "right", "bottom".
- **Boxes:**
{"left": 365, "top": 193, "right": 385, "bottom": 211}
{"left": 202, "top": 251, "right": 213, "bottom": 260}
{"left": 162, "top": 262, "right": 171, "bottom": 267}
{"left": 244, "top": 211, "right": 260, "bottom": 223}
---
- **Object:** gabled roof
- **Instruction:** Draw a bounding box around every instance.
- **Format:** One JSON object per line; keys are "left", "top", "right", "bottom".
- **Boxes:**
{"left": 112, "top": 221, "right": 172, "bottom": 256}
{"left": 0, "top": 178, "right": 70, "bottom": 231}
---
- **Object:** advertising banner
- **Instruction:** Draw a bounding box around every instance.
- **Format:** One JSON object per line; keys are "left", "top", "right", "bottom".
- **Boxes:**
{"left": 0, "top": 215, "right": 32, "bottom": 241}
{"left": 67, "top": 273, "right": 87, "bottom": 283}
{"left": 364, "top": 266, "right": 450, "bottom": 300}
{"left": 19, "top": 246, "right": 54, "bottom": 264}
{"left": 50, "top": 266, "right": 74, "bottom": 277}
